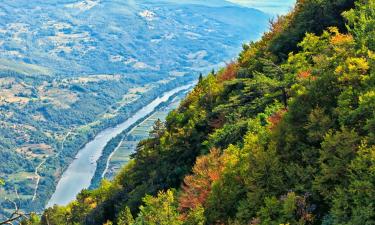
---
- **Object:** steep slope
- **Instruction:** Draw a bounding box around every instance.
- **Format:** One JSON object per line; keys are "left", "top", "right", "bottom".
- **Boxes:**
{"left": 15, "top": 0, "right": 375, "bottom": 224}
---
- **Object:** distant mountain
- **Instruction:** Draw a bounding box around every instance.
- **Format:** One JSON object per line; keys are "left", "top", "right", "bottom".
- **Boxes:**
{"left": 160, "top": 0, "right": 239, "bottom": 7}
{"left": 0, "top": 0, "right": 268, "bottom": 76}
{"left": 228, "top": 0, "right": 296, "bottom": 15}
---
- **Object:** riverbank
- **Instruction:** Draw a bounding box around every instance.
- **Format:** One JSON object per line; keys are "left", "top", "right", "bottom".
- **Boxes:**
{"left": 46, "top": 82, "right": 195, "bottom": 207}
{"left": 89, "top": 89, "right": 190, "bottom": 189}
{"left": 19, "top": 76, "right": 195, "bottom": 213}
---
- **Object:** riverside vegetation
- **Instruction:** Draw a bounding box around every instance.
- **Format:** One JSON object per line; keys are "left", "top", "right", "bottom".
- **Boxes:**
{"left": 16, "top": 0, "right": 375, "bottom": 224}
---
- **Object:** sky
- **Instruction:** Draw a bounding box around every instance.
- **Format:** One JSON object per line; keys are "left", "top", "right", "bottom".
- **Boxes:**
{"left": 228, "top": 0, "right": 296, "bottom": 15}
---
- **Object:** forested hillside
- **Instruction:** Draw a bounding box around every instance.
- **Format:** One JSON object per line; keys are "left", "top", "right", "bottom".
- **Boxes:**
{"left": 18, "top": 0, "right": 375, "bottom": 224}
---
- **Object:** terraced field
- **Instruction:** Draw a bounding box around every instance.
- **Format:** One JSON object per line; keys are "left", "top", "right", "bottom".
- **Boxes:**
{"left": 104, "top": 93, "right": 185, "bottom": 180}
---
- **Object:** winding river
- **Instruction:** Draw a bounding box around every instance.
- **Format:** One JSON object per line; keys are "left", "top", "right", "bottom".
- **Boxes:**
{"left": 47, "top": 83, "right": 194, "bottom": 207}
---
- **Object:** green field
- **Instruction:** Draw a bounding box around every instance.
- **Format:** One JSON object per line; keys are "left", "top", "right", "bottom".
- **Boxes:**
{"left": 104, "top": 94, "right": 185, "bottom": 180}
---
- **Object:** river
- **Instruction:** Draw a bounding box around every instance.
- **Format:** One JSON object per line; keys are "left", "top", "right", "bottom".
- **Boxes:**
{"left": 47, "top": 83, "right": 194, "bottom": 207}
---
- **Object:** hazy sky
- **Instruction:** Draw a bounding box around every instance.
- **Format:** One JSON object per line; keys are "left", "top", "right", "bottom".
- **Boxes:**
{"left": 228, "top": 0, "right": 296, "bottom": 15}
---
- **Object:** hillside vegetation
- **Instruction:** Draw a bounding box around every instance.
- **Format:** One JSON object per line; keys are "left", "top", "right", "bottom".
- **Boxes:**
{"left": 20, "top": 0, "right": 375, "bottom": 224}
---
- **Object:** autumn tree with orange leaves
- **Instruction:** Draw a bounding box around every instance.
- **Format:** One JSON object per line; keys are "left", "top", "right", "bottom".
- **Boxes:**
{"left": 178, "top": 148, "right": 227, "bottom": 215}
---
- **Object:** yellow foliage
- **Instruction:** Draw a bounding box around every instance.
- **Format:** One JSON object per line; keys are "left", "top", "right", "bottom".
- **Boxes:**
{"left": 336, "top": 57, "right": 370, "bottom": 82}
{"left": 359, "top": 91, "right": 375, "bottom": 103}
{"left": 346, "top": 57, "right": 369, "bottom": 73}
{"left": 368, "top": 50, "right": 375, "bottom": 60}
{"left": 330, "top": 33, "right": 354, "bottom": 46}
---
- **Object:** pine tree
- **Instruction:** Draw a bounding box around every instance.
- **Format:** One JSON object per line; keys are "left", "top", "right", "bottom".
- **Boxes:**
{"left": 331, "top": 144, "right": 375, "bottom": 224}
{"left": 314, "top": 128, "right": 360, "bottom": 200}
{"left": 117, "top": 207, "right": 134, "bottom": 225}
{"left": 198, "top": 73, "right": 203, "bottom": 84}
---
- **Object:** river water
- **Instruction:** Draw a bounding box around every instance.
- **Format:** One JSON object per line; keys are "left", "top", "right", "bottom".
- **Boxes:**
{"left": 47, "top": 83, "right": 194, "bottom": 207}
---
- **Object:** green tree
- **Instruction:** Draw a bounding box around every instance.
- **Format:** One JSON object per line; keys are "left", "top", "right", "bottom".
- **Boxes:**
{"left": 117, "top": 207, "right": 134, "bottom": 225}
{"left": 256, "top": 192, "right": 314, "bottom": 225}
{"left": 134, "top": 190, "right": 182, "bottom": 225}
{"left": 331, "top": 144, "right": 375, "bottom": 224}
{"left": 314, "top": 129, "right": 360, "bottom": 200}
{"left": 343, "top": 0, "right": 375, "bottom": 52}
{"left": 183, "top": 205, "right": 205, "bottom": 225}
{"left": 20, "top": 214, "right": 41, "bottom": 225}
{"left": 41, "top": 205, "right": 71, "bottom": 225}
{"left": 198, "top": 73, "right": 203, "bottom": 84}
{"left": 206, "top": 122, "right": 284, "bottom": 224}
{"left": 304, "top": 107, "right": 333, "bottom": 144}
